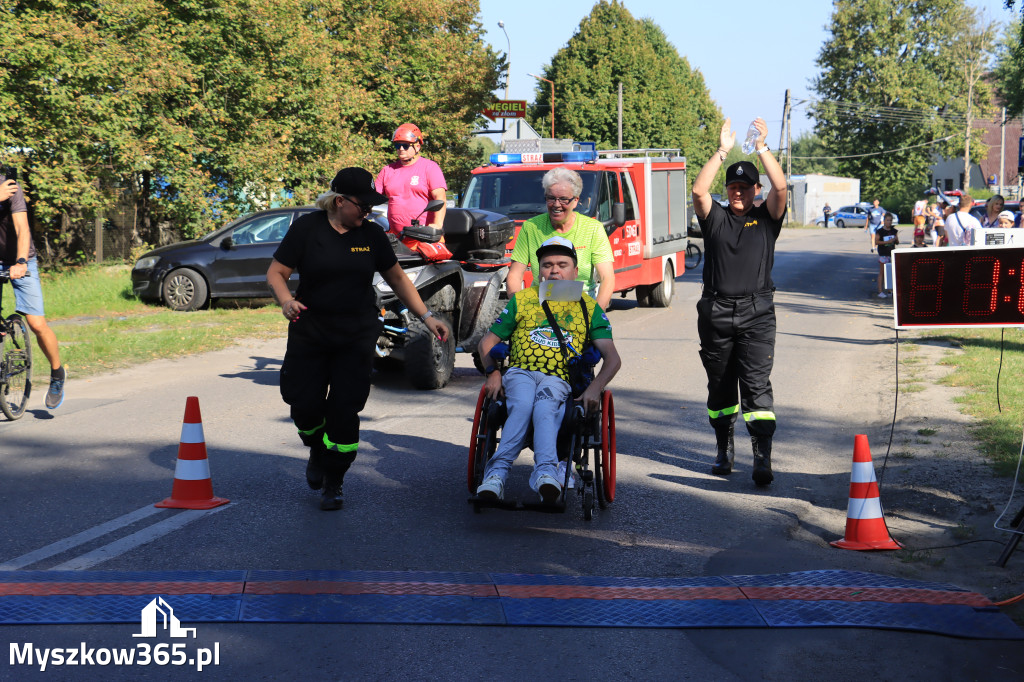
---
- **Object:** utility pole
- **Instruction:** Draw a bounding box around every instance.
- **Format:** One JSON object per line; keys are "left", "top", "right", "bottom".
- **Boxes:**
{"left": 781, "top": 89, "right": 791, "bottom": 224}
{"left": 1000, "top": 106, "right": 1006, "bottom": 192}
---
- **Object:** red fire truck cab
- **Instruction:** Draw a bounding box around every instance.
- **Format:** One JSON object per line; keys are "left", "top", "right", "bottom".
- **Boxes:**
{"left": 459, "top": 146, "right": 689, "bottom": 307}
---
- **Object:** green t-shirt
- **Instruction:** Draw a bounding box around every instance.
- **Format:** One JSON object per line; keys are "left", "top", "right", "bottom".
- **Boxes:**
{"left": 511, "top": 213, "right": 614, "bottom": 297}
{"left": 489, "top": 286, "right": 612, "bottom": 382}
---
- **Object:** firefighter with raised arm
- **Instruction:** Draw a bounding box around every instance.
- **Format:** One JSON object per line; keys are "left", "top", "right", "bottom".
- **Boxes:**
{"left": 691, "top": 117, "right": 787, "bottom": 486}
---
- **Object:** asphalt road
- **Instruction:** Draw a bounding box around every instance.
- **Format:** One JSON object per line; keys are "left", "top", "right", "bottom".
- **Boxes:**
{"left": 1, "top": 229, "right": 1021, "bottom": 680}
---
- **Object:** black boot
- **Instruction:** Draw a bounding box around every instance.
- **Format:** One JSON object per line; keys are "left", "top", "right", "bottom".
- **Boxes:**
{"left": 319, "top": 452, "right": 356, "bottom": 511}
{"left": 711, "top": 423, "right": 735, "bottom": 475}
{"left": 305, "top": 444, "right": 325, "bottom": 490}
{"left": 751, "top": 436, "right": 774, "bottom": 486}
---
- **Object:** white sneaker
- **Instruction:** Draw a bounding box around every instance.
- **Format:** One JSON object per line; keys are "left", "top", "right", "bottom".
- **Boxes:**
{"left": 476, "top": 475, "right": 504, "bottom": 500}
{"left": 536, "top": 474, "right": 561, "bottom": 504}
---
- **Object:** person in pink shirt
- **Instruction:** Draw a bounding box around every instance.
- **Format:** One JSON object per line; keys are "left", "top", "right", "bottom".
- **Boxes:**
{"left": 375, "top": 123, "right": 448, "bottom": 238}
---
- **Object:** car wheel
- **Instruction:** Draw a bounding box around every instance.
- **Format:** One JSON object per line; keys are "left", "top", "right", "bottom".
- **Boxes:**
{"left": 404, "top": 312, "right": 455, "bottom": 389}
{"left": 162, "top": 268, "right": 209, "bottom": 311}
{"left": 648, "top": 261, "right": 675, "bottom": 308}
{"left": 836, "top": 219, "right": 845, "bottom": 229}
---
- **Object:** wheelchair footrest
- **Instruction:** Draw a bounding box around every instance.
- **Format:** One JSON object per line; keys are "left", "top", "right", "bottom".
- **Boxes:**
{"left": 468, "top": 495, "right": 567, "bottom": 514}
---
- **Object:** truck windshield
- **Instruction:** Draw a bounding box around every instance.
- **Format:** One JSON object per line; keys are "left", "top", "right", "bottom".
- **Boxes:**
{"left": 461, "top": 170, "right": 600, "bottom": 219}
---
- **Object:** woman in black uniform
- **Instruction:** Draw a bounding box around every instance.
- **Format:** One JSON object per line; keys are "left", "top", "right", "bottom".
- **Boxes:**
{"left": 691, "top": 118, "right": 787, "bottom": 486}
{"left": 267, "top": 167, "right": 449, "bottom": 510}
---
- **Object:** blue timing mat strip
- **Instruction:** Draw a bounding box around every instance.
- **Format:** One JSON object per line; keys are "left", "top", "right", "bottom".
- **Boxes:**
{"left": 0, "top": 569, "right": 1019, "bottom": 640}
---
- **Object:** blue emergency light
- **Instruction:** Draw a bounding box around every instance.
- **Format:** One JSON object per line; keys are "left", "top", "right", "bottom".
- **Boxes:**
{"left": 489, "top": 147, "right": 598, "bottom": 166}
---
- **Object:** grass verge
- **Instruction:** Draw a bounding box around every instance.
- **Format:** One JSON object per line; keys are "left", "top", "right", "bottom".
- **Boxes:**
{"left": 1, "top": 264, "right": 286, "bottom": 381}
{"left": 917, "top": 328, "right": 1024, "bottom": 476}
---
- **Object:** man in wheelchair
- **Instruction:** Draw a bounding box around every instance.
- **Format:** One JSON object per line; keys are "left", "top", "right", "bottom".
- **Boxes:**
{"left": 475, "top": 236, "right": 621, "bottom": 503}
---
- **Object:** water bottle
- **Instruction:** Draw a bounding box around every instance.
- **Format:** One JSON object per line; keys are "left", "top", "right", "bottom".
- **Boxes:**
{"left": 741, "top": 122, "right": 759, "bottom": 155}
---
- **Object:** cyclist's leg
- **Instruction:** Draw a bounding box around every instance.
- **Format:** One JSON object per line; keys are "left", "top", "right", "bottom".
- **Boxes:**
{"left": 12, "top": 260, "right": 61, "bottom": 371}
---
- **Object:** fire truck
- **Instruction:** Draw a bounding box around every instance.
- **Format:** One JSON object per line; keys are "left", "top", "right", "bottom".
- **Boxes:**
{"left": 459, "top": 143, "right": 689, "bottom": 307}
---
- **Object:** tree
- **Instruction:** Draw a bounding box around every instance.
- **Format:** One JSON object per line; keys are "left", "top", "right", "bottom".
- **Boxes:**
{"left": 0, "top": 0, "right": 500, "bottom": 262}
{"left": 789, "top": 133, "right": 839, "bottom": 176}
{"left": 526, "top": 1, "right": 721, "bottom": 168}
{"left": 811, "top": 0, "right": 991, "bottom": 200}
{"left": 994, "top": 18, "right": 1024, "bottom": 117}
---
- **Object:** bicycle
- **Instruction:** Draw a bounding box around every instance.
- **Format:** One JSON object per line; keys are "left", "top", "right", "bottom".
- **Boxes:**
{"left": 684, "top": 241, "right": 703, "bottom": 271}
{"left": 0, "top": 268, "right": 32, "bottom": 420}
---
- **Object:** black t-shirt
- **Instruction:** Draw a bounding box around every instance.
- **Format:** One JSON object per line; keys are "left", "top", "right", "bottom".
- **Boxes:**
{"left": 698, "top": 201, "right": 784, "bottom": 296}
{"left": 875, "top": 226, "right": 898, "bottom": 258}
{"left": 272, "top": 210, "right": 397, "bottom": 326}
{"left": 0, "top": 176, "right": 34, "bottom": 263}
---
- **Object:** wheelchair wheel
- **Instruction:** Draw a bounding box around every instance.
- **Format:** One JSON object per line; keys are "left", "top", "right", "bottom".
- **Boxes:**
{"left": 600, "top": 391, "right": 616, "bottom": 504}
{"left": 467, "top": 385, "right": 488, "bottom": 493}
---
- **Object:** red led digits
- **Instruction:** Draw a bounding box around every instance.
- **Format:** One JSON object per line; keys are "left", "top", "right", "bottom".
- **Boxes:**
{"left": 962, "top": 256, "right": 1000, "bottom": 316}
{"left": 909, "top": 258, "right": 944, "bottom": 317}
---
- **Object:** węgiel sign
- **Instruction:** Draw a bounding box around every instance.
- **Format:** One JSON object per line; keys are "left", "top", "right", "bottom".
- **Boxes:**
{"left": 482, "top": 100, "right": 527, "bottom": 121}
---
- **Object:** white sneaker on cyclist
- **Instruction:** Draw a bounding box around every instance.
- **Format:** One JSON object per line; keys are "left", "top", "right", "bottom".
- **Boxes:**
{"left": 476, "top": 475, "right": 504, "bottom": 501}
{"left": 45, "top": 368, "right": 66, "bottom": 410}
{"left": 536, "top": 474, "right": 562, "bottom": 504}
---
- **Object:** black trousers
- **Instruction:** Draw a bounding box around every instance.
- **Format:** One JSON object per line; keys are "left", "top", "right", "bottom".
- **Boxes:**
{"left": 279, "top": 315, "right": 380, "bottom": 451}
{"left": 696, "top": 292, "right": 776, "bottom": 438}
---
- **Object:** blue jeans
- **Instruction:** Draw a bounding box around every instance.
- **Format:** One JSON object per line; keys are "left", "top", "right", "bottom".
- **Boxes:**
{"left": 482, "top": 367, "right": 570, "bottom": 491}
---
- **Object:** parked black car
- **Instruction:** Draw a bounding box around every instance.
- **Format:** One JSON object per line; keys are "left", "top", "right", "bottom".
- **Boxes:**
{"left": 132, "top": 206, "right": 390, "bottom": 311}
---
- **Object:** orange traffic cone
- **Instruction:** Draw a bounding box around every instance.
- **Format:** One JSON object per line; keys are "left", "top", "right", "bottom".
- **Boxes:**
{"left": 155, "top": 396, "right": 229, "bottom": 510}
{"left": 831, "top": 434, "right": 901, "bottom": 550}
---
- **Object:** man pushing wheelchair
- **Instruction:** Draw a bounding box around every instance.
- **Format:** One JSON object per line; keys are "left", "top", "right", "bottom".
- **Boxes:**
{"left": 475, "top": 236, "right": 621, "bottom": 504}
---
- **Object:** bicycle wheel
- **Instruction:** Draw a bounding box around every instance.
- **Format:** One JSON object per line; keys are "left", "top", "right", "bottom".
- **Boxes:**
{"left": 1, "top": 314, "right": 33, "bottom": 420}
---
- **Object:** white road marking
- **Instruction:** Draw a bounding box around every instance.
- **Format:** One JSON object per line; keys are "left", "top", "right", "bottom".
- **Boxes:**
{"left": 0, "top": 505, "right": 165, "bottom": 570}
{"left": 51, "top": 505, "right": 233, "bottom": 570}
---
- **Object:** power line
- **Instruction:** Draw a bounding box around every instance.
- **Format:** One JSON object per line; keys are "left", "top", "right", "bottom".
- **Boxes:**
{"left": 800, "top": 98, "right": 970, "bottom": 126}
{"left": 790, "top": 134, "right": 955, "bottom": 160}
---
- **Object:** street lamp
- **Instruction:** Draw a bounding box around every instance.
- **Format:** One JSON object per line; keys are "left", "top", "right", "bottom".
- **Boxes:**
{"left": 497, "top": 21, "right": 510, "bottom": 100}
{"left": 527, "top": 72, "right": 555, "bottom": 139}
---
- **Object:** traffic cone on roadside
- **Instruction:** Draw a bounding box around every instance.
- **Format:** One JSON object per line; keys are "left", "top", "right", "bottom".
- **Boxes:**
{"left": 155, "top": 396, "right": 229, "bottom": 510}
{"left": 831, "top": 434, "right": 901, "bottom": 551}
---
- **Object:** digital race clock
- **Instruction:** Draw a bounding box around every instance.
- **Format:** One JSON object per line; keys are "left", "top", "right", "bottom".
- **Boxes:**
{"left": 893, "top": 245, "right": 1024, "bottom": 329}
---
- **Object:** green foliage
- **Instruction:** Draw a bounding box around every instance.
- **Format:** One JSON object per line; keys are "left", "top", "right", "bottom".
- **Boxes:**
{"left": 789, "top": 132, "right": 838, "bottom": 176}
{"left": 811, "top": 0, "right": 992, "bottom": 200}
{"left": 0, "top": 0, "right": 499, "bottom": 259}
{"left": 994, "top": 19, "right": 1024, "bottom": 117}
{"left": 526, "top": 1, "right": 721, "bottom": 167}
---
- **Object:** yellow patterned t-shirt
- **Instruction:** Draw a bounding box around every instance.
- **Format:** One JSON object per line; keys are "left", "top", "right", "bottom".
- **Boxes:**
{"left": 490, "top": 286, "right": 612, "bottom": 382}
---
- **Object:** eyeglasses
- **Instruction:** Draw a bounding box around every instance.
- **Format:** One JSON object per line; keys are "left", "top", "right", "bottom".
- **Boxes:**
{"left": 545, "top": 195, "right": 577, "bottom": 205}
{"left": 393, "top": 142, "right": 415, "bottom": 151}
{"left": 341, "top": 196, "right": 372, "bottom": 214}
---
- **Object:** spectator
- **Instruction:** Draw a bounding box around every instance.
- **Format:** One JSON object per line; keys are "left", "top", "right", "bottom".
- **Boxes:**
{"left": 997, "top": 210, "right": 1016, "bottom": 229}
{"left": 930, "top": 201, "right": 947, "bottom": 247}
{"left": 865, "top": 198, "right": 884, "bottom": 251}
{"left": 0, "top": 171, "right": 66, "bottom": 409}
{"left": 945, "top": 193, "right": 981, "bottom": 247}
{"left": 822, "top": 202, "right": 831, "bottom": 228}
{"left": 873, "top": 213, "right": 899, "bottom": 298}
{"left": 980, "top": 195, "right": 1005, "bottom": 228}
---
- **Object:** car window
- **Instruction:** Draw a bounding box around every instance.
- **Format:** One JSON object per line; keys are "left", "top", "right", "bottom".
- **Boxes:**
{"left": 838, "top": 206, "right": 853, "bottom": 213}
{"left": 595, "top": 172, "right": 615, "bottom": 222}
{"left": 231, "top": 213, "right": 293, "bottom": 245}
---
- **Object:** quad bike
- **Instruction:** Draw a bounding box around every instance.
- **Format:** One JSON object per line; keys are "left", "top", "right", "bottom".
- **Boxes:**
{"left": 373, "top": 200, "right": 514, "bottom": 389}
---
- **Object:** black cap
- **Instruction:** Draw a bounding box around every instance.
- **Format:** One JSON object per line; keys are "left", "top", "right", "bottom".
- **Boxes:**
{"left": 535, "top": 236, "right": 577, "bottom": 265}
{"left": 724, "top": 161, "right": 759, "bottom": 187}
{"left": 330, "top": 167, "right": 387, "bottom": 206}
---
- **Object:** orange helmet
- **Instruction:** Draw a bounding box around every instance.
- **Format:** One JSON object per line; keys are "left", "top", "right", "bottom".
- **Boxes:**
{"left": 392, "top": 123, "right": 422, "bottom": 144}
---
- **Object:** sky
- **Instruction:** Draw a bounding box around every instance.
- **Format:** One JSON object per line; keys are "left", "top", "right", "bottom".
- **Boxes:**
{"left": 477, "top": 0, "right": 1019, "bottom": 147}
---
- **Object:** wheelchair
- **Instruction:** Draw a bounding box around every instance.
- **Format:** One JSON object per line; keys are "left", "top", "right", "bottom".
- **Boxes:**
{"left": 466, "top": 350, "right": 616, "bottom": 520}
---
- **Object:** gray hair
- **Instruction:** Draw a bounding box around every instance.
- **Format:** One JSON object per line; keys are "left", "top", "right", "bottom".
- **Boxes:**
{"left": 315, "top": 190, "right": 342, "bottom": 212}
{"left": 542, "top": 167, "right": 583, "bottom": 198}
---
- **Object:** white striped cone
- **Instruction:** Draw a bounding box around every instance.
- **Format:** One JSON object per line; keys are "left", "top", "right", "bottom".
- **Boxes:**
{"left": 831, "top": 434, "right": 901, "bottom": 550}
{"left": 155, "top": 396, "right": 229, "bottom": 510}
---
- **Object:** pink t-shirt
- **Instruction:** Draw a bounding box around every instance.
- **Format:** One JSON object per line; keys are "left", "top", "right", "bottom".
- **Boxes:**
{"left": 375, "top": 157, "right": 447, "bottom": 232}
